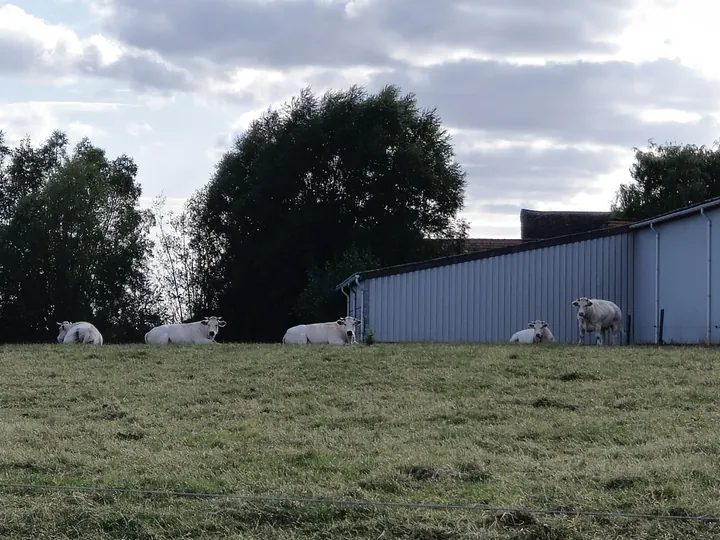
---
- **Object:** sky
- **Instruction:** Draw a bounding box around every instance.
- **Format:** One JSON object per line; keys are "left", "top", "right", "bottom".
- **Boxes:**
{"left": 2, "top": 0, "right": 720, "bottom": 238}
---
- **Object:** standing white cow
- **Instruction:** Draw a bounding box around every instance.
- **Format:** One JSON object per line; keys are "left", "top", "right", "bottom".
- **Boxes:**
{"left": 509, "top": 320, "right": 555, "bottom": 343}
{"left": 145, "top": 316, "right": 227, "bottom": 345}
{"left": 57, "top": 321, "right": 104, "bottom": 345}
{"left": 571, "top": 297, "right": 623, "bottom": 345}
{"left": 282, "top": 316, "right": 361, "bottom": 345}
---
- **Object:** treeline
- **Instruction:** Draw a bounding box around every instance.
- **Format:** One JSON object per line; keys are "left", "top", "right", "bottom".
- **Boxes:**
{"left": 0, "top": 85, "right": 715, "bottom": 343}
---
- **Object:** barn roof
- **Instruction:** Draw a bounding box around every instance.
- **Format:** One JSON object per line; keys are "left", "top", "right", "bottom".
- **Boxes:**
{"left": 335, "top": 224, "right": 632, "bottom": 289}
{"left": 335, "top": 195, "right": 720, "bottom": 290}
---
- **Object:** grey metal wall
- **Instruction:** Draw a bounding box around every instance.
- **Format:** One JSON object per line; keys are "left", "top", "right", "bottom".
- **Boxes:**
{"left": 352, "top": 232, "right": 634, "bottom": 343}
{"left": 633, "top": 207, "right": 720, "bottom": 344}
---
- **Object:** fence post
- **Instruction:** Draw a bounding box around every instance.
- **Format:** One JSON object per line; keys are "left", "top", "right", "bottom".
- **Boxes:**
{"left": 626, "top": 314, "right": 632, "bottom": 345}
{"left": 658, "top": 308, "right": 665, "bottom": 345}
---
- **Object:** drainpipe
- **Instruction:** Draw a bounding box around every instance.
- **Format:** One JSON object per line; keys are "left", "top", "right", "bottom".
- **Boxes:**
{"left": 650, "top": 223, "right": 660, "bottom": 344}
{"left": 340, "top": 284, "right": 350, "bottom": 318}
{"left": 701, "top": 208, "right": 712, "bottom": 344}
{"left": 354, "top": 275, "right": 364, "bottom": 341}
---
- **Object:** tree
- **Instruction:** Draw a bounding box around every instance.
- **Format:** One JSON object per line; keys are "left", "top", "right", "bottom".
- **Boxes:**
{"left": 190, "top": 84, "right": 469, "bottom": 342}
{"left": 0, "top": 131, "right": 163, "bottom": 343}
{"left": 151, "top": 194, "right": 218, "bottom": 323}
{"left": 612, "top": 140, "right": 720, "bottom": 220}
{"left": 294, "top": 246, "right": 381, "bottom": 324}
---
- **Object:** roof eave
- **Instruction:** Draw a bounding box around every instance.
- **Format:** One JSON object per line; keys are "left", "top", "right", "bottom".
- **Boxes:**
{"left": 630, "top": 197, "right": 720, "bottom": 229}
{"left": 335, "top": 273, "right": 361, "bottom": 291}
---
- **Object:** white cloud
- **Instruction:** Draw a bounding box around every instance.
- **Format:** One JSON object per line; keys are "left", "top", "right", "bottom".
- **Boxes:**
{"left": 0, "top": 100, "right": 123, "bottom": 143}
{"left": 67, "top": 120, "right": 105, "bottom": 139}
{"left": 0, "top": 5, "right": 192, "bottom": 91}
{"left": 126, "top": 122, "right": 153, "bottom": 136}
{"left": 447, "top": 128, "right": 623, "bottom": 154}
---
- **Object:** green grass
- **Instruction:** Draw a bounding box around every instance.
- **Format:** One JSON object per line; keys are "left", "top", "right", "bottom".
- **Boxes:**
{"left": 0, "top": 342, "right": 719, "bottom": 538}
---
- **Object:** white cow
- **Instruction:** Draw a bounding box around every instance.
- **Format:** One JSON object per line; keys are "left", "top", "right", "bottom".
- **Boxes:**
{"left": 282, "top": 316, "right": 361, "bottom": 345}
{"left": 145, "top": 316, "right": 227, "bottom": 345}
{"left": 571, "top": 297, "right": 623, "bottom": 345}
{"left": 509, "top": 320, "right": 555, "bottom": 343}
{"left": 56, "top": 321, "right": 104, "bottom": 345}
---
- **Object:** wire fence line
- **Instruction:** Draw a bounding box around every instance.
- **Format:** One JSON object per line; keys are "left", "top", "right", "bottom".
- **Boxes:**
{"left": 0, "top": 482, "right": 719, "bottom": 523}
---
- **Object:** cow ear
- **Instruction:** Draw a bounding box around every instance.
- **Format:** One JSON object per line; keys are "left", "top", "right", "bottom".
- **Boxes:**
{"left": 571, "top": 300, "right": 579, "bottom": 307}
{"left": 201, "top": 320, "right": 208, "bottom": 325}
{"left": 528, "top": 322, "right": 534, "bottom": 328}
{"left": 586, "top": 300, "right": 593, "bottom": 306}
{"left": 218, "top": 320, "right": 227, "bottom": 327}
{"left": 336, "top": 319, "right": 344, "bottom": 325}
{"left": 542, "top": 322, "right": 548, "bottom": 328}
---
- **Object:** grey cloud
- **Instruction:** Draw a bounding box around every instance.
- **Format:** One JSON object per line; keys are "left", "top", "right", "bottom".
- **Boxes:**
{"left": 77, "top": 45, "right": 195, "bottom": 92}
{"left": 369, "top": 0, "right": 631, "bottom": 55}
{"left": 473, "top": 204, "right": 525, "bottom": 215}
{"left": 0, "top": 36, "right": 42, "bottom": 73}
{"left": 103, "top": 0, "right": 393, "bottom": 69}
{"left": 380, "top": 58, "right": 720, "bottom": 148}
{"left": 460, "top": 145, "right": 625, "bottom": 202}
{"left": 99, "top": 0, "right": 636, "bottom": 70}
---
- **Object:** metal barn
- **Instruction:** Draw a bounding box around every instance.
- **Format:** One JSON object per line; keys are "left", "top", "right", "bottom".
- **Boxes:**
{"left": 336, "top": 196, "right": 720, "bottom": 345}
{"left": 337, "top": 227, "right": 634, "bottom": 344}
{"left": 631, "top": 198, "right": 720, "bottom": 345}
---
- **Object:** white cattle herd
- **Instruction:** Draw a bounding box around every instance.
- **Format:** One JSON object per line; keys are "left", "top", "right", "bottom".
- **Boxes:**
{"left": 509, "top": 296, "right": 624, "bottom": 346}
{"left": 54, "top": 315, "right": 363, "bottom": 346}
{"left": 55, "top": 297, "right": 623, "bottom": 347}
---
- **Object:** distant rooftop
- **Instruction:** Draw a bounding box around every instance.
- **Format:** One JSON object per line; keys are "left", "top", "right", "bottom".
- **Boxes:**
{"left": 520, "top": 209, "right": 635, "bottom": 240}
{"left": 425, "top": 211, "right": 634, "bottom": 254}
{"left": 426, "top": 237, "right": 526, "bottom": 254}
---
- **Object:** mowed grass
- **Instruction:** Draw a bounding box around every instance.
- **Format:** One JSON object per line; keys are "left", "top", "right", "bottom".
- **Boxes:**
{"left": 0, "top": 343, "right": 720, "bottom": 539}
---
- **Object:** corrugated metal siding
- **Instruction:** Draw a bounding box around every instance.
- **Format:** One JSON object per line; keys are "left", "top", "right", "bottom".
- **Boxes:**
{"left": 633, "top": 207, "right": 720, "bottom": 344}
{"left": 359, "top": 232, "right": 634, "bottom": 343}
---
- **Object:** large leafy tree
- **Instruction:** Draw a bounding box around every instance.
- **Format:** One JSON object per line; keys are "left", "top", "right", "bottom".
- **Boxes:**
{"left": 612, "top": 140, "right": 720, "bottom": 219}
{"left": 0, "top": 130, "right": 163, "bottom": 343}
{"left": 192, "top": 84, "right": 469, "bottom": 342}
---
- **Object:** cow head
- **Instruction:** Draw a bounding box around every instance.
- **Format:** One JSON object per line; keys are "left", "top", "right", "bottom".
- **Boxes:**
{"left": 201, "top": 316, "right": 227, "bottom": 339}
{"left": 336, "top": 316, "right": 361, "bottom": 343}
{"left": 56, "top": 321, "right": 73, "bottom": 343}
{"left": 528, "top": 319, "right": 549, "bottom": 342}
{"left": 571, "top": 297, "right": 593, "bottom": 319}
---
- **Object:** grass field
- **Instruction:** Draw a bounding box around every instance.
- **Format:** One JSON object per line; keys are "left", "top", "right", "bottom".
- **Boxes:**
{"left": 1, "top": 343, "right": 720, "bottom": 539}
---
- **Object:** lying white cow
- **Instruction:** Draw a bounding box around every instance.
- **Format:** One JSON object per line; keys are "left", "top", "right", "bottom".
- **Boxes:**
{"left": 509, "top": 320, "right": 555, "bottom": 343}
{"left": 571, "top": 297, "right": 623, "bottom": 345}
{"left": 57, "top": 320, "right": 104, "bottom": 345}
{"left": 145, "top": 316, "right": 226, "bottom": 345}
{"left": 282, "top": 316, "right": 361, "bottom": 345}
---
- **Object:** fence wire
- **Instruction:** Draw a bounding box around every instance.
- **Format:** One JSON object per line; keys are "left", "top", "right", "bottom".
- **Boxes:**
{"left": 0, "top": 482, "right": 719, "bottom": 523}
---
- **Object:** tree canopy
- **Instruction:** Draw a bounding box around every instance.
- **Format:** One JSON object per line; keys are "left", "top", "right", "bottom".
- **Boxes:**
{"left": 612, "top": 140, "right": 720, "bottom": 220}
{"left": 0, "top": 130, "right": 163, "bottom": 343}
{"left": 190, "top": 84, "right": 469, "bottom": 341}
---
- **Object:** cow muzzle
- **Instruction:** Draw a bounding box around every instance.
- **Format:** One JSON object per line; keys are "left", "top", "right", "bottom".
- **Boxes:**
{"left": 346, "top": 330, "right": 354, "bottom": 337}
{"left": 208, "top": 331, "right": 215, "bottom": 337}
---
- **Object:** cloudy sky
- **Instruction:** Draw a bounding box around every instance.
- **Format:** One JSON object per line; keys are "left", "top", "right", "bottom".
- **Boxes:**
{"left": 2, "top": 0, "right": 719, "bottom": 238}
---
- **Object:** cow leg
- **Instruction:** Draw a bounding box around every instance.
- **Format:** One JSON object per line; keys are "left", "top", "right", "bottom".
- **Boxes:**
{"left": 578, "top": 324, "right": 585, "bottom": 345}
{"left": 596, "top": 329, "right": 603, "bottom": 346}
